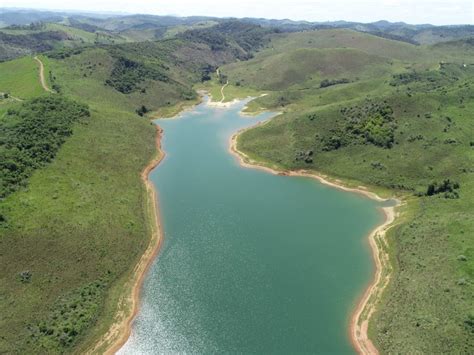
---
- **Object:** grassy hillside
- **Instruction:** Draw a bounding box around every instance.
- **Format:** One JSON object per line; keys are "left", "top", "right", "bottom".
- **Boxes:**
{"left": 0, "top": 45, "right": 161, "bottom": 352}
{"left": 217, "top": 29, "right": 444, "bottom": 99}
{"left": 0, "top": 22, "right": 129, "bottom": 62}
{"left": 44, "top": 23, "right": 128, "bottom": 45}
{"left": 259, "top": 29, "right": 427, "bottom": 61}
{"left": 0, "top": 56, "right": 44, "bottom": 98}
{"left": 224, "top": 47, "right": 392, "bottom": 91}
{"left": 233, "top": 34, "right": 474, "bottom": 353}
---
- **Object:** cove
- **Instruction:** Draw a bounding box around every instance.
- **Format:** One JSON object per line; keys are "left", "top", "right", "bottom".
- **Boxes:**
{"left": 119, "top": 98, "right": 384, "bottom": 354}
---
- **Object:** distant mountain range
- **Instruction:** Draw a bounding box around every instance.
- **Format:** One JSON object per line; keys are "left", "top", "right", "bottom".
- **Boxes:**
{"left": 0, "top": 8, "right": 473, "bottom": 62}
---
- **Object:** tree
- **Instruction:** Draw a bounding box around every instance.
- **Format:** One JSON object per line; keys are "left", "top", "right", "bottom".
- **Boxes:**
{"left": 136, "top": 105, "right": 149, "bottom": 117}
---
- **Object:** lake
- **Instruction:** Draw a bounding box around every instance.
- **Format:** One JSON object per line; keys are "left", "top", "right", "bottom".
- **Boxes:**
{"left": 119, "top": 97, "right": 383, "bottom": 354}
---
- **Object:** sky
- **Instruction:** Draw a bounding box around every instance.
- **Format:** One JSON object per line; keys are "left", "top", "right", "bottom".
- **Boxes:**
{"left": 1, "top": 0, "right": 473, "bottom": 25}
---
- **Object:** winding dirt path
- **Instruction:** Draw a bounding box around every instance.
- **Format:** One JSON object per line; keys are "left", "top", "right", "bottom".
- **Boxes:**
{"left": 215, "top": 67, "right": 228, "bottom": 103}
{"left": 88, "top": 127, "right": 165, "bottom": 354}
{"left": 34, "top": 56, "right": 54, "bottom": 93}
{"left": 220, "top": 80, "right": 229, "bottom": 103}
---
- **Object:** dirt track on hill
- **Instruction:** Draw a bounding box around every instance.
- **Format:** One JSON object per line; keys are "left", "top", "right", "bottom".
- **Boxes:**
{"left": 34, "top": 56, "right": 53, "bottom": 93}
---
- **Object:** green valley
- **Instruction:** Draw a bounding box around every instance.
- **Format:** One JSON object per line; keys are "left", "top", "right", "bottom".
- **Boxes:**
{"left": 0, "top": 6, "right": 473, "bottom": 354}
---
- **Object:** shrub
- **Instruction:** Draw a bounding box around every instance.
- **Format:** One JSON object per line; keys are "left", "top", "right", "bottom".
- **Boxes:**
{"left": 464, "top": 314, "right": 474, "bottom": 333}
{"left": 19, "top": 271, "right": 32, "bottom": 283}
{"left": 295, "top": 150, "right": 314, "bottom": 163}
{"left": 320, "top": 78, "right": 350, "bottom": 88}
{"left": 322, "top": 134, "right": 344, "bottom": 151}
{"left": 426, "top": 179, "right": 460, "bottom": 198}
{"left": 136, "top": 105, "right": 149, "bottom": 117}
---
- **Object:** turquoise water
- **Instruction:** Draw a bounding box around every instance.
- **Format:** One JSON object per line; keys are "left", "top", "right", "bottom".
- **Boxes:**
{"left": 119, "top": 98, "right": 383, "bottom": 354}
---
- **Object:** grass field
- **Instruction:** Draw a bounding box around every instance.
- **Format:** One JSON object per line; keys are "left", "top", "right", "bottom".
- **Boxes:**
{"left": 0, "top": 56, "right": 44, "bottom": 98}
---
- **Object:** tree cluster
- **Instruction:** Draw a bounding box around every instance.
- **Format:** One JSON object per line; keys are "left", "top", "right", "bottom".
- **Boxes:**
{"left": 321, "top": 101, "right": 396, "bottom": 151}
{"left": 29, "top": 279, "right": 107, "bottom": 351}
{"left": 105, "top": 56, "right": 168, "bottom": 94}
{"left": 426, "top": 179, "right": 460, "bottom": 199}
{"left": 320, "top": 78, "right": 350, "bottom": 88}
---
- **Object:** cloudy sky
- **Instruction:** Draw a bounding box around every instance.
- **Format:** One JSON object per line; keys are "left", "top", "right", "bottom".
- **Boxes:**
{"left": 2, "top": 0, "right": 473, "bottom": 25}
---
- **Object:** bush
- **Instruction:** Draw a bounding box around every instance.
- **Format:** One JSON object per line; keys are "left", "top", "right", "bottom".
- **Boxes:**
{"left": 320, "top": 78, "right": 350, "bottom": 88}
{"left": 136, "top": 105, "right": 149, "bottom": 117}
{"left": 295, "top": 150, "right": 313, "bottom": 163}
{"left": 19, "top": 271, "right": 32, "bottom": 283}
{"left": 218, "top": 74, "right": 228, "bottom": 85}
{"left": 322, "top": 133, "right": 344, "bottom": 151}
{"left": 464, "top": 314, "right": 474, "bottom": 333}
{"left": 200, "top": 64, "right": 216, "bottom": 82}
{"left": 426, "top": 179, "right": 460, "bottom": 198}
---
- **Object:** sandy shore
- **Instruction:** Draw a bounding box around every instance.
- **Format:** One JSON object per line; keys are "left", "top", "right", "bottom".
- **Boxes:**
{"left": 206, "top": 97, "right": 240, "bottom": 108}
{"left": 89, "top": 126, "right": 165, "bottom": 354}
{"left": 229, "top": 125, "right": 400, "bottom": 355}
{"left": 349, "top": 206, "right": 396, "bottom": 355}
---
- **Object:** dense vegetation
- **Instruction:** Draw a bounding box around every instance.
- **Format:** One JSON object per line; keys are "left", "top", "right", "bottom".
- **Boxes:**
{"left": 105, "top": 56, "right": 168, "bottom": 93}
{"left": 178, "top": 21, "right": 273, "bottom": 60}
{"left": 29, "top": 278, "right": 108, "bottom": 350}
{"left": 0, "top": 96, "right": 89, "bottom": 199}
{"left": 0, "top": 31, "right": 68, "bottom": 61}
{"left": 306, "top": 101, "right": 397, "bottom": 153}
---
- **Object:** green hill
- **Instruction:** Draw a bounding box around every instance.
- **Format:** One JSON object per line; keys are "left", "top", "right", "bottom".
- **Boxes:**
{"left": 224, "top": 47, "right": 391, "bottom": 90}
{"left": 0, "top": 22, "right": 128, "bottom": 62}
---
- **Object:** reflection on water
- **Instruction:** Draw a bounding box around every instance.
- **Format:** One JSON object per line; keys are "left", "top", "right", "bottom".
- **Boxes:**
{"left": 119, "top": 98, "right": 383, "bottom": 354}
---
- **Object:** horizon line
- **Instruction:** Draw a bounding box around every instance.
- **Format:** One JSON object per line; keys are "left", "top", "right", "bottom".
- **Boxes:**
{"left": 1, "top": 6, "right": 472, "bottom": 27}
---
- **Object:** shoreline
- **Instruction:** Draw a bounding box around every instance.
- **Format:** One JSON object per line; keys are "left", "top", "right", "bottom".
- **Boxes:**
{"left": 349, "top": 205, "right": 396, "bottom": 355}
{"left": 229, "top": 126, "right": 400, "bottom": 355}
{"left": 90, "top": 126, "right": 165, "bottom": 354}
{"left": 94, "top": 95, "right": 398, "bottom": 354}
